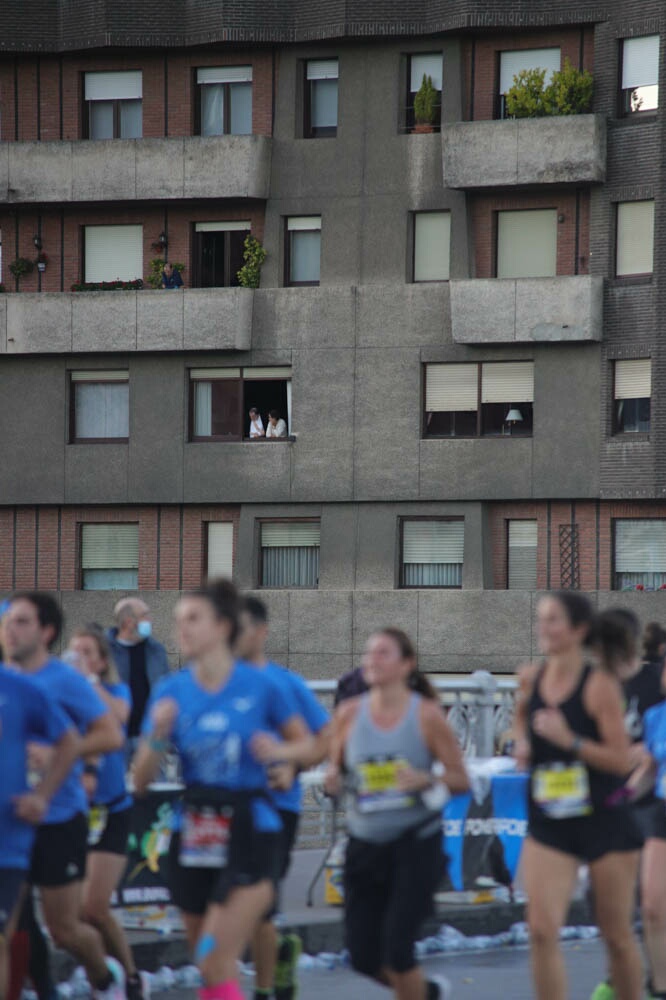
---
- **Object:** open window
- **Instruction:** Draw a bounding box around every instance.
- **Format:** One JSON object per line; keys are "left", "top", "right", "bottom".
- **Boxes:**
{"left": 192, "top": 222, "right": 250, "bottom": 288}
{"left": 190, "top": 367, "right": 292, "bottom": 442}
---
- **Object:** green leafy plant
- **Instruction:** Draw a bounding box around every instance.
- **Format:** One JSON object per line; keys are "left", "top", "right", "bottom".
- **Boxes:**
{"left": 413, "top": 74, "right": 438, "bottom": 126}
{"left": 237, "top": 235, "right": 267, "bottom": 289}
{"left": 9, "top": 256, "right": 34, "bottom": 288}
{"left": 505, "top": 59, "right": 593, "bottom": 118}
{"left": 71, "top": 279, "right": 144, "bottom": 292}
{"left": 146, "top": 258, "right": 185, "bottom": 290}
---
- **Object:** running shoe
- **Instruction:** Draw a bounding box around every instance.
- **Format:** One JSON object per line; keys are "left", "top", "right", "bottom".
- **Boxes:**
{"left": 427, "top": 976, "right": 452, "bottom": 1000}
{"left": 589, "top": 983, "right": 615, "bottom": 1000}
{"left": 274, "top": 932, "right": 302, "bottom": 999}
{"left": 96, "top": 957, "right": 127, "bottom": 1000}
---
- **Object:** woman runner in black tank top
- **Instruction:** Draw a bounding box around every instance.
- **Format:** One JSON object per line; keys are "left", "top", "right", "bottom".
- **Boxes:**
{"left": 514, "top": 592, "right": 643, "bottom": 1000}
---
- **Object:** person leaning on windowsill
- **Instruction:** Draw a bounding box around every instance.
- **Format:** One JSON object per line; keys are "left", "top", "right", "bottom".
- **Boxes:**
{"left": 266, "top": 410, "right": 288, "bottom": 439}
{"left": 161, "top": 263, "right": 183, "bottom": 289}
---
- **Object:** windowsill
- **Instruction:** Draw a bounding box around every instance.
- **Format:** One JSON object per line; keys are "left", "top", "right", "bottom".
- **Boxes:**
{"left": 608, "top": 432, "right": 651, "bottom": 443}
{"left": 69, "top": 438, "right": 129, "bottom": 445}
{"left": 614, "top": 112, "right": 658, "bottom": 125}
{"left": 412, "top": 278, "right": 450, "bottom": 284}
{"left": 399, "top": 585, "right": 463, "bottom": 590}
{"left": 286, "top": 281, "right": 321, "bottom": 288}
{"left": 612, "top": 274, "right": 653, "bottom": 286}
{"left": 189, "top": 436, "right": 296, "bottom": 444}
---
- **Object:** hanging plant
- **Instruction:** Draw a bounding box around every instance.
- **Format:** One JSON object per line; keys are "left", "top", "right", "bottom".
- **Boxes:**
{"left": 9, "top": 256, "right": 34, "bottom": 288}
{"left": 237, "top": 235, "right": 267, "bottom": 289}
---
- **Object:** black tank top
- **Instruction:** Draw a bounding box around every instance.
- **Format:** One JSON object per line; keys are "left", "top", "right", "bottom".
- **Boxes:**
{"left": 528, "top": 663, "right": 622, "bottom": 813}
{"left": 623, "top": 661, "right": 664, "bottom": 744}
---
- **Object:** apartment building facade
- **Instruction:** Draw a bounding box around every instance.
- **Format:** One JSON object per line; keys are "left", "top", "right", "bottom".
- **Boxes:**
{"left": 0, "top": 0, "right": 664, "bottom": 673}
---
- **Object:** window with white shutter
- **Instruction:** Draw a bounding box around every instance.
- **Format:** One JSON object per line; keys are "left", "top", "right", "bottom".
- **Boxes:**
{"left": 616, "top": 201, "right": 654, "bottom": 277}
{"left": 401, "top": 520, "right": 464, "bottom": 588}
{"left": 614, "top": 359, "right": 651, "bottom": 434}
{"left": 70, "top": 370, "right": 129, "bottom": 442}
{"left": 84, "top": 71, "right": 142, "bottom": 139}
{"left": 305, "top": 59, "right": 338, "bottom": 138}
{"left": 424, "top": 364, "right": 478, "bottom": 437}
{"left": 413, "top": 212, "right": 451, "bottom": 282}
{"left": 621, "top": 36, "right": 659, "bottom": 114}
{"left": 498, "top": 48, "right": 560, "bottom": 117}
{"left": 206, "top": 522, "right": 234, "bottom": 579}
{"left": 84, "top": 225, "right": 143, "bottom": 283}
{"left": 508, "top": 520, "right": 538, "bottom": 589}
{"left": 497, "top": 209, "right": 558, "bottom": 279}
{"left": 260, "top": 522, "right": 320, "bottom": 588}
{"left": 481, "top": 361, "right": 534, "bottom": 437}
{"left": 423, "top": 362, "right": 534, "bottom": 437}
{"left": 614, "top": 520, "right": 666, "bottom": 590}
{"left": 80, "top": 523, "right": 139, "bottom": 590}
{"left": 197, "top": 66, "right": 253, "bottom": 136}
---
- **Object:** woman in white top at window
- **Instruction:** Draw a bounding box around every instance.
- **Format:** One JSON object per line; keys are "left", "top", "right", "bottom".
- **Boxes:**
{"left": 249, "top": 408, "right": 265, "bottom": 439}
{"left": 266, "top": 410, "right": 287, "bottom": 439}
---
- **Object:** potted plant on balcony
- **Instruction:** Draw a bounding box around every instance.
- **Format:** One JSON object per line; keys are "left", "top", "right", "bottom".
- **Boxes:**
{"left": 9, "top": 256, "right": 34, "bottom": 290}
{"left": 237, "top": 236, "right": 267, "bottom": 289}
{"left": 413, "top": 74, "right": 438, "bottom": 133}
{"left": 505, "top": 59, "right": 593, "bottom": 118}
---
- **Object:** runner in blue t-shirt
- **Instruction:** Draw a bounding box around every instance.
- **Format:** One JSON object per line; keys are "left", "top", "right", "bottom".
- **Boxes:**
{"left": 641, "top": 701, "right": 666, "bottom": 998}
{"left": 0, "top": 666, "right": 78, "bottom": 1000}
{"left": 3, "top": 593, "right": 125, "bottom": 1000}
{"left": 67, "top": 624, "right": 147, "bottom": 1000}
{"left": 134, "top": 580, "right": 312, "bottom": 1000}
{"left": 236, "top": 596, "right": 331, "bottom": 1000}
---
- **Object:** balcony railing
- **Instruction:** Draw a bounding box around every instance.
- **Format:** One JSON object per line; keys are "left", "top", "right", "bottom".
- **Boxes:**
{"left": 0, "top": 134, "right": 272, "bottom": 203}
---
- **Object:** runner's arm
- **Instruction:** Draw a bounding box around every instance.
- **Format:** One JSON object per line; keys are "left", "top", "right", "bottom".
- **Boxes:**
{"left": 133, "top": 696, "right": 179, "bottom": 794}
{"left": 252, "top": 715, "right": 317, "bottom": 767}
{"left": 513, "top": 664, "right": 537, "bottom": 769}
{"left": 92, "top": 684, "right": 130, "bottom": 726}
{"left": 577, "top": 671, "right": 633, "bottom": 775}
{"left": 78, "top": 711, "right": 123, "bottom": 757}
{"left": 14, "top": 727, "right": 80, "bottom": 824}
{"left": 421, "top": 702, "right": 470, "bottom": 795}
{"left": 323, "top": 699, "right": 359, "bottom": 796}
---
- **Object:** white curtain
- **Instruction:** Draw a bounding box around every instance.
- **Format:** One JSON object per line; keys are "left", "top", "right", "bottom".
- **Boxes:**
{"left": 194, "top": 382, "right": 213, "bottom": 437}
{"left": 75, "top": 383, "right": 129, "bottom": 439}
{"left": 403, "top": 563, "right": 462, "bottom": 586}
{"left": 201, "top": 85, "right": 225, "bottom": 136}
{"left": 262, "top": 547, "right": 319, "bottom": 587}
{"left": 286, "top": 380, "right": 292, "bottom": 433}
{"left": 291, "top": 231, "right": 321, "bottom": 282}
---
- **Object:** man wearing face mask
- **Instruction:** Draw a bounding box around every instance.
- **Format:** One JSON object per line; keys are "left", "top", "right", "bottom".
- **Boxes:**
{"left": 106, "top": 598, "right": 170, "bottom": 745}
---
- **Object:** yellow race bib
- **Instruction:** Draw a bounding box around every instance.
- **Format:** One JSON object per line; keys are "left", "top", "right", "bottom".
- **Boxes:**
{"left": 356, "top": 757, "right": 415, "bottom": 814}
{"left": 532, "top": 762, "right": 592, "bottom": 819}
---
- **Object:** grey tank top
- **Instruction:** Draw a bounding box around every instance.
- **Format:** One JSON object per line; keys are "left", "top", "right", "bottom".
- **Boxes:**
{"left": 345, "top": 693, "right": 440, "bottom": 843}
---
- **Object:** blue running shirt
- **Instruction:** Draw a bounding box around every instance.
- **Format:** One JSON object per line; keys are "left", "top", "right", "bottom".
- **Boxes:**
{"left": 93, "top": 683, "right": 132, "bottom": 814}
{"left": 645, "top": 702, "right": 666, "bottom": 802}
{"left": 142, "top": 661, "right": 298, "bottom": 831}
{"left": 263, "top": 662, "right": 330, "bottom": 814}
{"left": 27, "top": 658, "right": 107, "bottom": 824}
{"left": 0, "top": 667, "right": 72, "bottom": 868}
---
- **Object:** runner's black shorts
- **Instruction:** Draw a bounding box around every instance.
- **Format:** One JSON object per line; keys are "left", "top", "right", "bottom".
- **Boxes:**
{"left": 344, "top": 826, "right": 444, "bottom": 976}
{"left": 30, "top": 812, "right": 88, "bottom": 887}
{"left": 632, "top": 797, "right": 666, "bottom": 842}
{"left": 88, "top": 806, "right": 132, "bottom": 856}
{"left": 0, "top": 868, "right": 26, "bottom": 934}
{"left": 528, "top": 805, "right": 644, "bottom": 862}
{"left": 262, "top": 808, "right": 300, "bottom": 922}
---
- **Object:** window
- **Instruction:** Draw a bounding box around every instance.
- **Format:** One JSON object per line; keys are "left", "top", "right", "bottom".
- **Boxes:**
{"left": 496, "top": 209, "right": 557, "bottom": 279}
{"left": 614, "top": 520, "right": 666, "bottom": 590}
{"left": 286, "top": 216, "right": 321, "bottom": 286}
{"left": 497, "top": 48, "right": 560, "bottom": 118}
{"left": 405, "top": 53, "right": 442, "bottom": 132}
{"left": 401, "top": 520, "right": 464, "bottom": 588}
{"left": 206, "top": 522, "right": 234, "bottom": 579}
{"left": 196, "top": 66, "right": 252, "bottom": 136}
{"left": 620, "top": 36, "right": 659, "bottom": 114}
{"left": 70, "top": 371, "right": 129, "bottom": 443}
{"left": 84, "top": 225, "right": 143, "bottom": 284}
{"left": 84, "top": 71, "right": 142, "bottom": 139}
{"left": 508, "top": 520, "right": 537, "bottom": 589}
{"left": 616, "top": 201, "right": 654, "bottom": 277}
{"left": 260, "top": 522, "right": 320, "bottom": 588}
{"left": 304, "top": 59, "right": 338, "bottom": 138}
{"left": 190, "top": 367, "right": 292, "bottom": 442}
{"left": 80, "top": 523, "right": 139, "bottom": 590}
{"left": 614, "top": 359, "right": 651, "bottom": 434}
{"left": 192, "top": 221, "right": 250, "bottom": 287}
{"left": 413, "top": 212, "right": 450, "bottom": 282}
{"left": 424, "top": 362, "right": 534, "bottom": 438}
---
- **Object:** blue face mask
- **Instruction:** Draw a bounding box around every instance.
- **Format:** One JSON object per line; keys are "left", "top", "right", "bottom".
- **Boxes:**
{"left": 137, "top": 619, "right": 152, "bottom": 639}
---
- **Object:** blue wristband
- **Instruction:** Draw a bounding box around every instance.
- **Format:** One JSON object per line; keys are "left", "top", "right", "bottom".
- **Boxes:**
{"left": 149, "top": 737, "right": 169, "bottom": 754}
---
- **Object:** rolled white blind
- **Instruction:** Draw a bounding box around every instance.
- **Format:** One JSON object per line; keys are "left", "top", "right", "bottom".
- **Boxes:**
{"left": 81, "top": 524, "right": 139, "bottom": 569}
{"left": 508, "top": 520, "right": 537, "bottom": 589}
{"left": 622, "top": 36, "right": 659, "bottom": 89}
{"left": 410, "top": 53, "right": 443, "bottom": 92}
{"left": 499, "top": 48, "right": 560, "bottom": 93}
{"left": 244, "top": 367, "right": 292, "bottom": 379}
{"left": 207, "top": 523, "right": 234, "bottom": 578}
{"left": 190, "top": 368, "right": 241, "bottom": 380}
{"left": 615, "top": 520, "right": 666, "bottom": 572}
{"left": 426, "top": 364, "right": 478, "bottom": 411}
{"left": 84, "top": 225, "right": 143, "bottom": 283}
{"left": 403, "top": 521, "right": 464, "bottom": 564}
{"left": 261, "top": 523, "right": 320, "bottom": 547}
{"left": 197, "top": 66, "right": 252, "bottom": 85}
{"left": 481, "top": 363, "right": 534, "bottom": 403}
{"left": 497, "top": 209, "right": 557, "bottom": 279}
{"left": 616, "top": 201, "right": 654, "bottom": 276}
{"left": 71, "top": 370, "right": 128, "bottom": 382}
{"left": 307, "top": 59, "right": 338, "bottom": 80}
{"left": 85, "top": 71, "right": 142, "bottom": 101}
{"left": 287, "top": 216, "right": 321, "bottom": 231}
{"left": 414, "top": 212, "right": 450, "bottom": 281}
{"left": 615, "top": 359, "right": 652, "bottom": 399}
{"left": 195, "top": 221, "right": 250, "bottom": 232}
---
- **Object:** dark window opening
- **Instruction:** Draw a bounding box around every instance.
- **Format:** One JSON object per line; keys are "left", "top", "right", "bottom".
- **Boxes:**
{"left": 481, "top": 402, "right": 534, "bottom": 437}
{"left": 425, "top": 411, "right": 478, "bottom": 438}
{"left": 304, "top": 60, "right": 338, "bottom": 138}
{"left": 615, "top": 398, "right": 650, "bottom": 434}
{"left": 192, "top": 229, "right": 249, "bottom": 288}
{"left": 190, "top": 372, "right": 291, "bottom": 442}
{"left": 243, "top": 380, "right": 288, "bottom": 438}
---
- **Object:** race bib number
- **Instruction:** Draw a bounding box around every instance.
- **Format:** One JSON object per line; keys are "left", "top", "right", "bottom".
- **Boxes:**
{"left": 532, "top": 762, "right": 592, "bottom": 819}
{"left": 356, "top": 757, "right": 415, "bottom": 814}
{"left": 179, "top": 805, "right": 232, "bottom": 868}
{"left": 88, "top": 806, "right": 109, "bottom": 847}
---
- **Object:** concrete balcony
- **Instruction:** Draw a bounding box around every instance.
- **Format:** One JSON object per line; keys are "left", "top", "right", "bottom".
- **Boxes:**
{"left": 442, "top": 115, "right": 606, "bottom": 188}
{"left": 450, "top": 275, "right": 603, "bottom": 344}
{"left": 0, "top": 135, "right": 272, "bottom": 203}
{"left": 0, "top": 287, "right": 254, "bottom": 353}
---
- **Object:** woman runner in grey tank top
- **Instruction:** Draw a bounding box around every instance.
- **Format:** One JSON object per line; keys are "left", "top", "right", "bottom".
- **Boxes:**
{"left": 325, "top": 628, "right": 469, "bottom": 1000}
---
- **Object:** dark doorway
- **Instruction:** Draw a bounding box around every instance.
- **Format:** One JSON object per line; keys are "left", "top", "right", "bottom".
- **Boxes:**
{"left": 193, "top": 229, "right": 249, "bottom": 287}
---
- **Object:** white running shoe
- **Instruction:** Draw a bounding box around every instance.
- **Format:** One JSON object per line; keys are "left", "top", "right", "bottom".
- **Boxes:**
{"left": 428, "top": 975, "right": 453, "bottom": 999}
{"left": 96, "top": 957, "right": 127, "bottom": 1000}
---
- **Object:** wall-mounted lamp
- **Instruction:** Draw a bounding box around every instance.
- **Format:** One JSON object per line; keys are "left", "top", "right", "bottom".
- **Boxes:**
{"left": 557, "top": 214, "right": 566, "bottom": 224}
{"left": 33, "top": 234, "right": 43, "bottom": 251}
{"left": 157, "top": 231, "right": 168, "bottom": 249}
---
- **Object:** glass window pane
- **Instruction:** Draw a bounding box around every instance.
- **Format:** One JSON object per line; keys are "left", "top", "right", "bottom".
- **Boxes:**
{"left": 414, "top": 212, "right": 450, "bottom": 281}
{"left": 497, "top": 209, "right": 557, "bottom": 279}
{"left": 229, "top": 82, "right": 252, "bottom": 134}
{"left": 201, "top": 84, "right": 225, "bottom": 136}
{"left": 290, "top": 230, "right": 321, "bottom": 283}
{"left": 311, "top": 79, "right": 338, "bottom": 129}
{"left": 89, "top": 101, "right": 114, "bottom": 139}
{"left": 82, "top": 568, "right": 138, "bottom": 591}
{"left": 119, "top": 100, "right": 142, "bottom": 138}
{"left": 75, "top": 383, "right": 129, "bottom": 439}
{"left": 624, "top": 84, "right": 659, "bottom": 113}
{"left": 616, "top": 398, "right": 650, "bottom": 434}
{"left": 261, "top": 546, "right": 319, "bottom": 587}
{"left": 616, "top": 201, "right": 654, "bottom": 276}
{"left": 410, "top": 53, "right": 443, "bottom": 93}
{"left": 210, "top": 381, "right": 241, "bottom": 438}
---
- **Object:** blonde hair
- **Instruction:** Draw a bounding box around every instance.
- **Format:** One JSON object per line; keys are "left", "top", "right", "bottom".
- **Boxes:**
{"left": 71, "top": 624, "right": 119, "bottom": 685}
